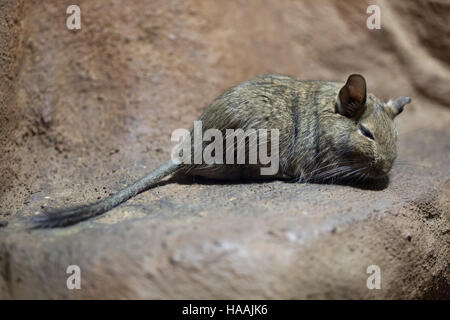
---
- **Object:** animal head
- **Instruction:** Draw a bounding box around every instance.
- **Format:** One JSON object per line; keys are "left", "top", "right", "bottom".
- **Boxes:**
{"left": 329, "top": 74, "right": 411, "bottom": 180}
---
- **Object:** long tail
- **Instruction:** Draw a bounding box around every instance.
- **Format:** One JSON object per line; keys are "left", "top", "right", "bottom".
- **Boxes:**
{"left": 31, "top": 160, "right": 181, "bottom": 229}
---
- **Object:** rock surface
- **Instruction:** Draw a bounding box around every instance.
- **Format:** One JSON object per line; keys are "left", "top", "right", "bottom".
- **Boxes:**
{"left": 0, "top": 0, "right": 449, "bottom": 299}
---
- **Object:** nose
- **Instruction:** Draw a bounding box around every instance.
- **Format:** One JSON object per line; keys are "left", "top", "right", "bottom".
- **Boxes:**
{"left": 382, "top": 162, "right": 393, "bottom": 174}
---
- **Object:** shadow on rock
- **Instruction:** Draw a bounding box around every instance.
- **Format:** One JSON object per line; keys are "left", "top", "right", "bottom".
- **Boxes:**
{"left": 171, "top": 171, "right": 390, "bottom": 191}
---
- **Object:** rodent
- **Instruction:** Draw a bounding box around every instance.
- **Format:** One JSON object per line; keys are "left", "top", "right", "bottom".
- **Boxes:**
{"left": 31, "top": 74, "right": 411, "bottom": 228}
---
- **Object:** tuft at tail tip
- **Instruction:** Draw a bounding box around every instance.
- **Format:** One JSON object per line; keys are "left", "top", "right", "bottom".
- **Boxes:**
{"left": 30, "top": 204, "right": 100, "bottom": 229}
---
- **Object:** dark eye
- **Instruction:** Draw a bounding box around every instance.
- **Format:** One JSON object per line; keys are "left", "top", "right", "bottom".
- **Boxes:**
{"left": 359, "top": 124, "right": 374, "bottom": 140}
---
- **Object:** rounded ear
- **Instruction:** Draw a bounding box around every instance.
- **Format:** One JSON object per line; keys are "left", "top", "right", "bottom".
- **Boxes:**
{"left": 336, "top": 74, "right": 367, "bottom": 119}
{"left": 385, "top": 97, "right": 411, "bottom": 119}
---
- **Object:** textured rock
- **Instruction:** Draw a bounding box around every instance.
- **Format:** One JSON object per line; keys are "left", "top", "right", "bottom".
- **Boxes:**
{"left": 0, "top": 0, "right": 449, "bottom": 299}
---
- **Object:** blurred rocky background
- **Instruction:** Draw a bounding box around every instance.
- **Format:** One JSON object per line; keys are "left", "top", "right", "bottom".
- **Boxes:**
{"left": 0, "top": 0, "right": 448, "bottom": 299}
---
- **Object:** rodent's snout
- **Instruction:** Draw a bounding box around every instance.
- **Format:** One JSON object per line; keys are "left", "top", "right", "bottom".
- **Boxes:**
{"left": 366, "top": 164, "right": 391, "bottom": 180}
{"left": 381, "top": 163, "right": 392, "bottom": 175}
{"left": 365, "top": 155, "right": 394, "bottom": 179}
{"left": 374, "top": 159, "right": 394, "bottom": 177}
